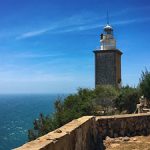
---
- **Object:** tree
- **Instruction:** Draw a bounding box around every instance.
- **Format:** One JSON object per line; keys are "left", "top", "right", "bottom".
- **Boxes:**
{"left": 28, "top": 88, "right": 96, "bottom": 141}
{"left": 28, "top": 113, "right": 56, "bottom": 141}
{"left": 94, "top": 85, "right": 119, "bottom": 115}
{"left": 113, "top": 86, "right": 140, "bottom": 113}
{"left": 62, "top": 88, "right": 96, "bottom": 123}
{"left": 139, "top": 69, "right": 150, "bottom": 100}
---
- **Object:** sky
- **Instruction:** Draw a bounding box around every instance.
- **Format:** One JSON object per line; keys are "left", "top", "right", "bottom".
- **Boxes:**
{"left": 0, "top": 0, "right": 150, "bottom": 94}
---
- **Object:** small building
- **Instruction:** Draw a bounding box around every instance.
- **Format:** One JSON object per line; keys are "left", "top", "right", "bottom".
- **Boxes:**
{"left": 93, "top": 23, "right": 122, "bottom": 88}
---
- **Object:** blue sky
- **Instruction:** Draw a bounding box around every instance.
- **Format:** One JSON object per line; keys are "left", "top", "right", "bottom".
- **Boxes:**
{"left": 0, "top": 0, "right": 150, "bottom": 93}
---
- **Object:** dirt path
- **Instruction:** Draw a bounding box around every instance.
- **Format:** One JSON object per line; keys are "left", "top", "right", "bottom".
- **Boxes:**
{"left": 104, "top": 136, "right": 150, "bottom": 150}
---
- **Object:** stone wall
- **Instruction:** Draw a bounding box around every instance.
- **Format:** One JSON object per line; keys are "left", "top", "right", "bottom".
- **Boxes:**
{"left": 14, "top": 116, "right": 98, "bottom": 150}
{"left": 96, "top": 113, "right": 150, "bottom": 139}
{"left": 15, "top": 113, "right": 150, "bottom": 150}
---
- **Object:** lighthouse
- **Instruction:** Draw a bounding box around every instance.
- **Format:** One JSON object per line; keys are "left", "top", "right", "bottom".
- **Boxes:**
{"left": 93, "top": 22, "right": 122, "bottom": 88}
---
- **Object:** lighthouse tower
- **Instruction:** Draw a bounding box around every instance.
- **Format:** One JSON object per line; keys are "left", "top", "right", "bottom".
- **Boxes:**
{"left": 93, "top": 21, "right": 122, "bottom": 88}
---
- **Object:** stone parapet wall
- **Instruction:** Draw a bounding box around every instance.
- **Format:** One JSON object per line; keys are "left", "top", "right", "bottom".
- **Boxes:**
{"left": 14, "top": 116, "right": 98, "bottom": 150}
{"left": 15, "top": 113, "right": 150, "bottom": 150}
{"left": 96, "top": 113, "right": 150, "bottom": 139}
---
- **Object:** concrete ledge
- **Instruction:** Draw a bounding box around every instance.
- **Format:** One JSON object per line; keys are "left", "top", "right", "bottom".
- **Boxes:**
{"left": 14, "top": 116, "right": 96, "bottom": 150}
{"left": 96, "top": 113, "right": 150, "bottom": 120}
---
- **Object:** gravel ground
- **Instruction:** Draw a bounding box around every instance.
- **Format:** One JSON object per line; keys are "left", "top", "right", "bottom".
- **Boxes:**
{"left": 104, "top": 136, "right": 150, "bottom": 150}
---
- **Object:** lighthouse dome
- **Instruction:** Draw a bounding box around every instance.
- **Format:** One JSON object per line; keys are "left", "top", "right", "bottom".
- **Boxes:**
{"left": 104, "top": 24, "right": 113, "bottom": 31}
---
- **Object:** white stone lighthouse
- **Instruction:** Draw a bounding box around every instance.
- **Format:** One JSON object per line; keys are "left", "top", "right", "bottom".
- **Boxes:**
{"left": 93, "top": 20, "right": 123, "bottom": 88}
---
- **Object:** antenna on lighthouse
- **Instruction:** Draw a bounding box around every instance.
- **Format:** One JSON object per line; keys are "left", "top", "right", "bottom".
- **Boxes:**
{"left": 107, "top": 10, "right": 109, "bottom": 25}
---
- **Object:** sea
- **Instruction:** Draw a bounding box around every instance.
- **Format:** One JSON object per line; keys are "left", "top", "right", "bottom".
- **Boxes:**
{"left": 0, "top": 94, "right": 66, "bottom": 150}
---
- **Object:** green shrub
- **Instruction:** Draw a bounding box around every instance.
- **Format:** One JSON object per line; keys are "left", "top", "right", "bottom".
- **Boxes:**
{"left": 28, "top": 88, "right": 96, "bottom": 141}
{"left": 139, "top": 69, "right": 150, "bottom": 100}
{"left": 113, "top": 86, "right": 140, "bottom": 113}
{"left": 94, "top": 85, "right": 119, "bottom": 115}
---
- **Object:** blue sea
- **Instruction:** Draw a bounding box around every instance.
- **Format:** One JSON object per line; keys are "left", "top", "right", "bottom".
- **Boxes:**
{"left": 0, "top": 94, "right": 66, "bottom": 150}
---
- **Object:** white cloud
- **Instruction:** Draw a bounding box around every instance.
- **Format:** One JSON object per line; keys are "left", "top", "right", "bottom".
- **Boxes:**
{"left": 16, "top": 26, "right": 58, "bottom": 39}
{"left": 17, "top": 29, "right": 49, "bottom": 39}
{"left": 16, "top": 6, "right": 150, "bottom": 39}
{"left": 16, "top": 12, "right": 100, "bottom": 39}
{"left": 17, "top": 17, "right": 150, "bottom": 38}
{"left": 13, "top": 52, "right": 64, "bottom": 58}
{"left": 113, "top": 17, "right": 150, "bottom": 26}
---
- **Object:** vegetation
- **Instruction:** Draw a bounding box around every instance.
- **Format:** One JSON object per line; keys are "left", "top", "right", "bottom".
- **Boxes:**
{"left": 94, "top": 85, "right": 119, "bottom": 115}
{"left": 28, "top": 86, "right": 118, "bottom": 141}
{"left": 113, "top": 86, "right": 140, "bottom": 113}
{"left": 28, "top": 69, "right": 150, "bottom": 141}
{"left": 139, "top": 69, "right": 150, "bottom": 100}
